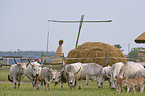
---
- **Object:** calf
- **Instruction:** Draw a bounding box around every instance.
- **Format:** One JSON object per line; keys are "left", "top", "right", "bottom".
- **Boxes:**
{"left": 116, "top": 77, "right": 125, "bottom": 92}
{"left": 122, "top": 77, "right": 144, "bottom": 93}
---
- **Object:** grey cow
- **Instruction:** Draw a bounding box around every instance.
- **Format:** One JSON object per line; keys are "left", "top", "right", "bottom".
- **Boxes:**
{"left": 96, "top": 66, "right": 112, "bottom": 88}
{"left": 25, "top": 62, "right": 42, "bottom": 89}
{"left": 64, "top": 63, "right": 83, "bottom": 89}
{"left": 55, "top": 63, "right": 83, "bottom": 89}
{"left": 82, "top": 63, "right": 103, "bottom": 88}
{"left": 8, "top": 59, "right": 28, "bottom": 89}
{"left": 107, "top": 62, "right": 124, "bottom": 89}
{"left": 55, "top": 67, "right": 68, "bottom": 88}
{"left": 40, "top": 67, "right": 53, "bottom": 89}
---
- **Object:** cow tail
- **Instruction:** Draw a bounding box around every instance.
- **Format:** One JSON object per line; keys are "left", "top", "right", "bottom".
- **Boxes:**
{"left": 8, "top": 75, "right": 13, "bottom": 82}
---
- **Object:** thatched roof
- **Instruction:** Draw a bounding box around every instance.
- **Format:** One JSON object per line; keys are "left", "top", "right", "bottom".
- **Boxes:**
{"left": 135, "top": 32, "right": 145, "bottom": 43}
{"left": 66, "top": 42, "right": 127, "bottom": 66}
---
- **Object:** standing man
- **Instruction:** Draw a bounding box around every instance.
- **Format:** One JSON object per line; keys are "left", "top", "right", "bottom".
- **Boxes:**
{"left": 34, "top": 56, "right": 44, "bottom": 68}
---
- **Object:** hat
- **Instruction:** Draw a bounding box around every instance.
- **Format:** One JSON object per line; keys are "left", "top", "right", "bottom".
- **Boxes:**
{"left": 34, "top": 56, "right": 39, "bottom": 59}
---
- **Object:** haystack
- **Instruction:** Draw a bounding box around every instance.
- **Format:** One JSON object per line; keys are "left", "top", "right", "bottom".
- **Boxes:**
{"left": 66, "top": 42, "right": 127, "bottom": 66}
{"left": 52, "top": 40, "right": 64, "bottom": 64}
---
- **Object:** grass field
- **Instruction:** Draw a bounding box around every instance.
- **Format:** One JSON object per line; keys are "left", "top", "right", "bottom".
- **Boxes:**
{"left": 0, "top": 69, "right": 145, "bottom": 96}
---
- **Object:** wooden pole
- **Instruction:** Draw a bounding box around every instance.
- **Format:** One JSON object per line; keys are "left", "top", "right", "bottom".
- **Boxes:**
{"left": 105, "top": 52, "right": 108, "bottom": 66}
{"left": 48, "top": 20, "right": 112, "bottom": 23}
{"left": 75, "top": 15, "right": 84, "bottom": 48}
{"left": 18, "top": 49, "right": 28, "bottom": 61}
{"left": 46, "top": 31, "right": 49, "bottom": 53}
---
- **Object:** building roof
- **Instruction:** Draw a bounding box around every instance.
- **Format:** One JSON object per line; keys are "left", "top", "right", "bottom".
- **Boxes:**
{"left": 135, "top": 32, "right": 145, "bottom": 43}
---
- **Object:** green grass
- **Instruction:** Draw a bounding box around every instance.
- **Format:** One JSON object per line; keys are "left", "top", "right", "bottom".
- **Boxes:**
{"left": 0, "top": 81, "right": 145, "bottom": 96}
{"left": 0, "top": 69, "right": 145, "bottom": 96}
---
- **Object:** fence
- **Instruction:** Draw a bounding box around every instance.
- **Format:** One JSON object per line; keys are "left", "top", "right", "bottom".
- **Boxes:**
{"left": 0, "top": 55, "right": 140, "bottom": 70}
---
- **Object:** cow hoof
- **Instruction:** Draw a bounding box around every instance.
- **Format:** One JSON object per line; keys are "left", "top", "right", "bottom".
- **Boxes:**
{"left": 47, "top": 87, "right": 50, "bottom": 90}
{"left": 78, "top": 86, "right": 81, "bottom": 90}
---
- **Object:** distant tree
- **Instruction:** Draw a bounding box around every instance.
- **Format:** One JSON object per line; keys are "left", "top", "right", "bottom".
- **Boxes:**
{"left": 128, "top": 48, "right": 139, "bottom": 58}
{"left": 128, "top": 47, "right": 145, "bottom": 58}
{"left": 114, "top": 44, "right": 124, "bottom": 52}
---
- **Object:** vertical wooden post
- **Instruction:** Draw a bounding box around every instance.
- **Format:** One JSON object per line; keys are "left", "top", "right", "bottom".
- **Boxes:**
{"left": 105, "top": 52, "right": 108, "bottom": 66}
{"left": 75, "top": 15, "right": 84, "bottom": 48}
{"left": 7, "top": 58, "right": 9, "bottom": 68}
{"left": 46, "top": 31, "right": 49, "bottom": 53}
{"left": 7, "top": 58, "right": 9, "bottom": 64}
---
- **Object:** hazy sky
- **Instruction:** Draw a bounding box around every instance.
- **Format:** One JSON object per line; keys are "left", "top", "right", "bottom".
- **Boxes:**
{"left": 1, "top": 0, "right": 145, "bottom": 56}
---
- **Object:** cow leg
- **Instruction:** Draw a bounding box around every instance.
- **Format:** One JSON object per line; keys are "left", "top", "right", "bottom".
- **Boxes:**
{"left": 30, "top": 77, "right": 35, "bottom": 89}
{"left": 74, "top": 81, "right": 78, "bottom": 89}
{"left": 13, "top": 77, "right": 17, "bottom": 89}
{"left": 42, "top": 81, "right": 45, "bottom": 89}
{"left": 108, "top": 80, "right": 111, "bottom": 88}
{"left": 18, "top": 81, "right": 20, "bottom": 89}
{"left": 36, "top": 79, "right": 41, "bottom": 90}
{"left": 47, "top": 82, "right": 50, "bottom": 90}
{"left": 86, "top": 75, "right": 89, "bottom": 89}
{"left": 79, "top": 77, "right": 83, "bottom": 89}
{"left": 140, "top": 85, "right": 144, "bottom": 93}
{"left": 132, "top": 85, "right": 136, "bottom": 93}
{"left": 61, "top": 81, "right": 63, "bottom": 88}
{"left": 117, "top": 84, "right": 122, "bottom": 92}
{"left": 127, "top": 86, "right": 130, "bottom": 93}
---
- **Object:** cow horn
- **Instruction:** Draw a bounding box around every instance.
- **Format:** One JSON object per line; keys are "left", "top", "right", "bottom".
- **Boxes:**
{"left": 104, "top": 70, "right": 110, "bottom": 78}
{"left": 14, "top": 58, "right": 21, "bottom": 65}
{"left": 113, "top": 77, "right": 117, "bottom": 80}
{"left": 29, "top": 62, "right": 34, "bottom": 67}
{"left": 65, "top": 70, "right": 69, "bottom": 74}
{"left": 25, "top": 59, "right": 31, "bottom": 65}
{"left": 75, "top": 67, "right": 81, "bottom": 75}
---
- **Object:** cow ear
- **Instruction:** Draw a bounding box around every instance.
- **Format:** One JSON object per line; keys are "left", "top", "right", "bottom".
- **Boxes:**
{"left": 65, "top": 70, "right": 69, "bottom": 74}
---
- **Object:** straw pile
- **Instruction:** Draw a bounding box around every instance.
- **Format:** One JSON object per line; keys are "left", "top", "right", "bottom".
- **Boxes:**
{"left": 52, "top": 40, "right": 64, "bottom": 64}
{"left": 66, "top": 42, "right": 127, "bottom": 66}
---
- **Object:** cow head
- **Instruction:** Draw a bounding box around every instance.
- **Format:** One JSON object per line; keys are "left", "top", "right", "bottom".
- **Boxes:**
{"left": 104, "top": 70, "right": 116, "bottom": 89}
{"left": 65, "top": 67, "right": 81, "bottom": 87}
{"left": 109, "top": 75, "right": 117, "bottom": 89}
{"left": 96, "top": 76, "right": 104, "bottom": 88}
{"left": 48, "top": 68, "right": 53, "bottom": 81}
{"left": 30, "top": 63, "right": 41, "bottom": 77}
{"left": 14, "top": 58, "right": 28, "bottom": 75}
{"left": 55, "top": 71, "right": 62, "bottom": 85}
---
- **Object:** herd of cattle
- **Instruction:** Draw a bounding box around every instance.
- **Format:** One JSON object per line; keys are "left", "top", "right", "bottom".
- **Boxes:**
{"left": 7, "top": 59, "right": 145, "bottom": 93}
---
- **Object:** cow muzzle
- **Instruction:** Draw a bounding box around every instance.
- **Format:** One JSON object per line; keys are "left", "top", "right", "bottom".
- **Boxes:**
{"left": 53, "top": 78, "right": 55, "bottom": 80}
{"left": 69, "top": 81, "right": 73, "bottom": 84}
{"left": 55, "top": 81, "right": 58, "bottom": 85}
